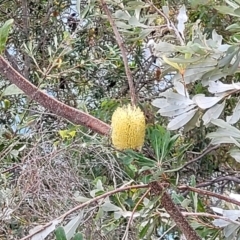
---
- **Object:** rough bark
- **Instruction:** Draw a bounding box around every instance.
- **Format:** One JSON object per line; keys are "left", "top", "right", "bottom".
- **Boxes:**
{"left": 150, "top": 181, "right": 201, "bottom": 240}
{"left": 0, "top": 56, "right": 111, "bottom": 136}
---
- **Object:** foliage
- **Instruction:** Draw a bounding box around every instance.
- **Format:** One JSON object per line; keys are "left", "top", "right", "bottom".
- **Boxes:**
{"left": 1, "top": 0, "right": 240, "bottom": 240}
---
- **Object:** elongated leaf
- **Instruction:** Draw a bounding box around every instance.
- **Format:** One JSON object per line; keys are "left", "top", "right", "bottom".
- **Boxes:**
{"left": 155, "top": 42, "right": 176, "bottom": 52}
{"left": 224, "top": 209, "right": 240, "bottom": 219}
{"left": 229, "top": 193, "right": 240, "bottom": 201}
{"left": 55, "top": 226, "right": 67, "bottom": 240}
{"left": 224, "top": 223, "right": 239, "bottom": 238}
{"left": 211, "top": 119, "right": 240, "bottom": 136}
{"left": 72, "top": 233, "right": 83, "bottom": 240}
{"left": 31, "top": 219, "right": 62, "bottom": 240}
{"left": 172, "top": 60, "right": 217, "bottom": 84}
{"left": 0, "top": 19, "right": 14, "bottom": 53}
{"left": 212, "top": 219, "right": 230, "bottom": 227}
{"left": 193, "top": 94, "right": 223, "bottom": 109}
{"left": 212, "top": 29, "right": 223, "bottom": 47}
{"left": 160, "top": 90, "right": 194, "bottom": 106}
{"left": 162, "top": 6, "right": 170, "bottom": 16}
{"left": 208, "top": 81, "right": 240, "bottom": 94}
{"left": 174, "top": 81, "right": 189, "bottom": 97}
{"left": 114, "top": 10, "right": 130, "bottom": 20}
{"left": 2, "top": 84, "right": 24, "bottom": 96}
{"left": 229, "top": 149, "right": 240, "bottom": 162}
{"left": 128, "top": 16, "right": 148, "bottom": 28}
{"left": 184, "top": 110, "right": 201, "bottom": 132}
{"left": 162, "top": 55, "right": 183, "bottom": 71}
{"left": 159, "top": 104, "right": 196, "bottom": 117}
{"left": 101, "top": 201, "right": 122, "bottom": 212}
{"left": 115, "top": 21, "right": 132, "bottom": 29}
{"left": 63, "top": 213, "right": 84, "bottom": 240}
{"left": 177, "top": 5, "right": 188, "bottom": 38}
{"left": 167, "top": 109, "right": 197, "bottom": 130}
{"left": 215, "top": 6, "right": 240, "bottom": 17}
{"left": 227, "top": 99, "right": 240, "bottom": 124}
{"left": 202, "top": 71, "right": 227, "bottom": 87}
{"left": 151, "top": 98, "right": 169, "bottom": 109}
{"left": 211, "top": 207, "right": 224, "bottom": 215}
{"left": 202, "top": 101, "right": 225, "bottom": 125}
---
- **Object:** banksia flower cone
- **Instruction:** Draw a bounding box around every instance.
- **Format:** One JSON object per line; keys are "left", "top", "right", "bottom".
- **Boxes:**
{"left": 111, "top": 104, "right": 146, "bottom": 150}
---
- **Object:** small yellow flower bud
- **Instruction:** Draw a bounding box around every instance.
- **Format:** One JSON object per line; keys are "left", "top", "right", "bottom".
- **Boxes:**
{"left": 111, "top": 104, "right": 146, "bottom": 150}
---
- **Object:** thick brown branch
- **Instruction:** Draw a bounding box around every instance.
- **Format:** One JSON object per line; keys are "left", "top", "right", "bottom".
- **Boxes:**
{"left": 0, "top": 56, "right": 111, "bottom": 135}
{"left": 150, "top": 181, "right": 201, "bottom": 240}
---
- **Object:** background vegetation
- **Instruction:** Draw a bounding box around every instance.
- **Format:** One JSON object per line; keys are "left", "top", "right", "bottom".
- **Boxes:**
{"left": 1, "top": 0, "right": 240, "bottom": 239}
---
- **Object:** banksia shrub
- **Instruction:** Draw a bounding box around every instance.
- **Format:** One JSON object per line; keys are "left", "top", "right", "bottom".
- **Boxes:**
{"left": 111, "top": 104, "right": 146, "bottom": 150}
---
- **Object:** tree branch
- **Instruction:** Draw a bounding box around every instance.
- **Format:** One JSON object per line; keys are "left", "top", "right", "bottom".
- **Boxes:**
{"left": 150, "top": 181, "right": 201, "bottom": 240}
{"left": 100, "top": 0, "right": 137, "bottom": 106}
{"left": 19, "top": 184, "right": 148, "bottom": 240}
{"left": 179, "top": 185, "right": 240, "bottom": 207}
{"left": 0, "top": 56, "right": 111, "bottom": 136}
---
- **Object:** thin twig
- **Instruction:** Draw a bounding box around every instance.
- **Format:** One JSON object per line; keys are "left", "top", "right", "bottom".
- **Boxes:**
{"left": 176, "top": 144, "right": 220, "bottom": 171}
{"left": 122, "top": 187, "right": 151, "bottom": 240}
{"left": 159, "top": 224, "right": 176, "bottom": 239}
{"left": 196, "top": 175, "right": 240, "bottom": 188}
{"left": 182, "top": 211, "right": 240, "bottom": 226}
{"left": 19, "top": 184, "right": 148, "bottom": 240}
{"left": 178, "top": 185, "right": 240, "bottom": 207}
{"left": 146, "top": 0, "right": 185, "bottom": 46}
{"left": 100, "top": 0, "right": 137, "bottom": 106}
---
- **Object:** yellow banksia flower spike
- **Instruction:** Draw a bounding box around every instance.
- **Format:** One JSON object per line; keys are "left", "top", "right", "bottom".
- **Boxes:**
{"left": 111, "top": 104, "right": 146, "bottom": 150}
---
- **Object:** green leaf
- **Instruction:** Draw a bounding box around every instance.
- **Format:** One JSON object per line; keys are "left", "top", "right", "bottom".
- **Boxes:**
{"left": 202, "top": 101, "right": 225, "bottom": 125}
{"left": 55, "top": 226, "right": 67, "bottom": 240}
{"left": 2, "top": 84, "right": 24, "bottom": 96}
{"left": 193, "top": 94, "right": 223, "bottom": 109}
{"left": 163, "top": 55, "right": 184, "bottom": 71}
{"left": 63, "top": 213, "right": 84, "bottom": 240}
{"left": 155, "top": 42, "right": 176, "bottom": 52}
{"left": 72, "top": 233, "right": 84, "bottom": 240}
{"left": 115, "top": 21, "right": 132, "bottom": 29}
{"left": 114, "top": 10, "right": 130, "bottom": 20}
{"left": 127, "top": 1, "right": 146, "bottom": 7}
{"left": 214, "top": 6, "right": 240, "bottom": 17}
{"left": 139, "top": 221, "right": 151, "bottom": 238}
{"left": 234, "top": 7, "right": 240, "bottom": 15}
{"left": 0, "top": 19, "right": 14, "bottom": 54}
{"left": 101, "top": 201, "right": 122, "bottom": 212}
{"left": 167, "top": 109, "right": 198, "bottom": 130}
{"left": 128, "top": 16, "right": 147, "bottom": 28}
{"left": 229, "top": 149, "right": 240, "bottom": 162}
{"left": 3, "top": 99, "right": 10, "bottom": 109}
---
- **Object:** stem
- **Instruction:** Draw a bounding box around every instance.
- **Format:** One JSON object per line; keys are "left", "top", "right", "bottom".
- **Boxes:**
{"left": 150, "top": 181, "right": 201, "bottom": 240}
{"left": 100, "top": 0, "right": 137, "bottom": 106}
